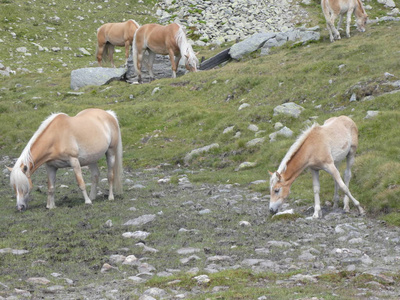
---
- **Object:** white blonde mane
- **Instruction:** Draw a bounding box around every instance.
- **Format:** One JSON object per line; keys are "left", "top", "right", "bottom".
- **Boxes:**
{"left": 10, "top": 112, "right": 66, "bottom": 193}
{"left": 277, "top": 123, "right": 319, "bottom": 174}
{"left": 175, "top": 24, "right": 198, "bottom": 65}
{"left": 13, "top": 113, "right": 66, "bottom": 173}
{"left": 129, "top": 19, "right": 140, "bottom": 28}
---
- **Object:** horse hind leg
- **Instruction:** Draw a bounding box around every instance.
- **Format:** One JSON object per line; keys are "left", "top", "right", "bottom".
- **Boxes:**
{"left": 106, "top": 150, "right": 116, "bottom": 201}
{"left": 108, "top": 44, "right": 116, "bottom": 68}
{"left": 332, "top": 162, "right": 340, "bottom": 208}
{"left": 89, "top": 163, "right": 100, "bottom": 200}
{"left": 147, "top": 51, "right": 156, "bottom": 81}
{"left": 326, "top": 163, "right": 365, "bottom": 216}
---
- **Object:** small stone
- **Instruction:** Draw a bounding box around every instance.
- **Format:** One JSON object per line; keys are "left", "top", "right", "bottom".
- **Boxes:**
{"left": 26, "top": 277, "right": 51, "bottom": 285}
{"left": 238, "top": 103, "right": 250, "bottom": 110}
{"left": 193, "top": 274, "right": 210, "bottom": 284}
{"left": 239, "top": 220, "right": 251, "bottom": 227}
{"left": 101, "top": 263, "right": 117, "bottom": 273}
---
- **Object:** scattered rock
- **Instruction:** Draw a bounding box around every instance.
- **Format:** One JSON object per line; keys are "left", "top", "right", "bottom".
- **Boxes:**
{"left": 184, "top": 143, "right": 219, "bottom": 164}
{"left": 70, "top": 67, "right": 127, "bottom": 90}
{"left": 273, "top": 102, "right": 305, "bottom": 118}
{"left": 124, "top": 214, "right": 156, "bottom": 226}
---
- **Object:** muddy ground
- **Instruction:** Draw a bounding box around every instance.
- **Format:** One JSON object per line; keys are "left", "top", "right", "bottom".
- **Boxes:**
{"left": 1, "top": 155, "right": 400, "bottom": 299}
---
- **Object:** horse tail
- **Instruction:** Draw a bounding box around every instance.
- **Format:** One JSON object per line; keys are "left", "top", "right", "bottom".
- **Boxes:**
{"left": 102, "top": 43, "right": 114, "bottom": 63}
{"left": 107, "top": 110, "right": 123, "bottom": 195}
{"left": 132, "top": 29, "right": 139, "bottom": 73}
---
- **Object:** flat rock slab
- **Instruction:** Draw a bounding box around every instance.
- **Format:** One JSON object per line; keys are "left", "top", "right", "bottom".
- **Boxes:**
{"left": 123, "top": 214, "right": 156, "bottom": 226}
{"left": 70, "top": 67, "right": 127, "bottom": 90}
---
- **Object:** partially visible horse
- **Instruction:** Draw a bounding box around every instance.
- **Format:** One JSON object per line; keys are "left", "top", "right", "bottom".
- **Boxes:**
{"left": 9, "top": 108, "right": 123, "bottom": 210}
{"left": 321, "top": 0, "right": 368, "bottom": 42}
{"left": 96, "top": 19, "right": 140, "bottom": 67}
{"left": 269, "top": 116, "right": 365, "bottom": 218}
{"left": 132, "top": 23, "right": 199, "bottom": 83}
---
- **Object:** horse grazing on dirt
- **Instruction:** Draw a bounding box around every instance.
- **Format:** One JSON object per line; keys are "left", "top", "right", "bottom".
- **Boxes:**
{"left": 269, "top": 116, "right": 365, "bottom": 218}
{"left": 132, "top": 23, "right": 199, "bottom": 83}
{"left": 321, "top": 0, "right": 368, "bottom": 42}
{"left": 96, "top": 19, "right": 140, "bottom": 67}
{"left": 9, "top": 108, "right": 123, "bottom": 211}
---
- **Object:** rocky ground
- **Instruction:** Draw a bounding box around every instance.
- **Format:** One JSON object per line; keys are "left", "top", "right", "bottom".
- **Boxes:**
{"left": 2, "top": 160, "right": 400, "bottom": 299}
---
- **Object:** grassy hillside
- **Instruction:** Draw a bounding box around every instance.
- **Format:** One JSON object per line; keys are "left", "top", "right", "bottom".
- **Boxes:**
{"left": 1, "top": 0, "right": 400, "bottom": 226}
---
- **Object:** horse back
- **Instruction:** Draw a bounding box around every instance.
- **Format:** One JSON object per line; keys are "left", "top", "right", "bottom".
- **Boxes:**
{"left": 50, "top": 109, "right": 119, "bottom": 157}
{"left": 323, "top": 0, "right": 355, "bottom": 15}
{"left": 322, "top": 116, "right": 358, "bottom": 154}
{"left": 137, "top": 23, "right": 180, "bottom": 55}
{"left": 99, "top": 20, "right": 138, "bottom": 46}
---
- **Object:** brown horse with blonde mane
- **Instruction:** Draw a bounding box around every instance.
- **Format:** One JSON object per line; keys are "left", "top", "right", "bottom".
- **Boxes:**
{"left": 132, "top": 23, "right": 199, "bottom": 83}
{"left": 269, "top": 116, "right": 365, "bottom": 218}
{"left": 321, "top": 0, "right": 368, "bottom": 42}
{"left": 96, "top": 19, "right": 140, "bottom": 67}
{"left": 9, "top": 108, "right": 123, "bottom": 211}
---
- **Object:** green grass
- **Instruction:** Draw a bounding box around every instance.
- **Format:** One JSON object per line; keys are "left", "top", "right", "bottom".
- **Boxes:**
{"left": 1, "top": 0, "right": 400, "bottom": 297}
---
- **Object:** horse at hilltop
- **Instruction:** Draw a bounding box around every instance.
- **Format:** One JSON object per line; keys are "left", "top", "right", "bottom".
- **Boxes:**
{"left": 96, "top": 19, "right": 140, "bottom": 67}
{"left": 269, "top": 116, "right": 365, "bottom": 218}
{"left": 321, "top": 0, "right": 368, "bottom": 42}
{"left": 9, "top": 108, "right": 123, "bottom": 211}
{"left": 132, "top": 23, "right": 199, "bottom": 83}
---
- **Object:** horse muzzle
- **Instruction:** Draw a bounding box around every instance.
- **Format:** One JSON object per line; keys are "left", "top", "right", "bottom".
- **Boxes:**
{"left": 269, "top": 199, "right": 283, "bottom": 215}
{"left": 17, "top": 204, "right": 26, "bottom": 211}
{"left": 269, "top": 208, "right": 278, "bottom": 215}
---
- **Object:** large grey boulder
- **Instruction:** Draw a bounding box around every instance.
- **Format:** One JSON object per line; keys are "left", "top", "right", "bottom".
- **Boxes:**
{"left": 273, "top": 102, "right": 305, "bottom": 118}
{"left": 229, "top": 32, "right": 276, "bottom": 59}
{"left": 70, "top": 67, "right": 127, "bottom": 90}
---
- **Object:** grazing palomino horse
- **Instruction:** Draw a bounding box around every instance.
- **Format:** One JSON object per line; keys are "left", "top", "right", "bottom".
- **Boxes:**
{"left": 132, "top": 23, "right": 199, "bottom": 83}
{"left": 96, "top": 19, "right": 140, "bottom": 67}
{"left": 269, "top": 116, "right": 365, "bottom": 218}
{"left": 321, "top": 0, "right": 368, "bottom": 42}
{"left": 9, "top": 108, "right": 123, "bottom": 211}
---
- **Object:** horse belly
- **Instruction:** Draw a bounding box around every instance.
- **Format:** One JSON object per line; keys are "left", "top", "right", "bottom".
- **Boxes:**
{"left": 77, "top": 147, "right": 108, "bottom": 166}
{"left": 331, "top": 142, "right": 350, "bottom": 163}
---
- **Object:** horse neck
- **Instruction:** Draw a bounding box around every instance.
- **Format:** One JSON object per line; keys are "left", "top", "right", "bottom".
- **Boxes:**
{"left": 28, "top": 133, "right": 53, "bottom": 173}
{"left": 281, "top": 143, "right": 311, "bottom": 186}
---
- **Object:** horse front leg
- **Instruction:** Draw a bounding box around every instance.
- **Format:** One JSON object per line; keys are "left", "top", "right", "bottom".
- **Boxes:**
{"left": 346, "top": 10, "right": 353, "bottom": 38}
{"left": 169, "top": 50, "right": 178, "bottom": 78}
{"left": 311, "top": 169, "right": 322, "bottom": 218}
{"left": 89, "top": 163, "right": 100, "bottom": 200}
{"left": 70, "top": 157, "right": 92, "bottom": 205}
{"left": 124, "top": 41, "right": 130, "bottom": 67}
{"left": 45, "top": 164, "right": 57, "bottom": 209}
{"left": 96, "top": 44, "right": 104, "bottom": 67}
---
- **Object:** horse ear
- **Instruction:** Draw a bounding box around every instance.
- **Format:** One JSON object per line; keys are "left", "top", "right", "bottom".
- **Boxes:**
{"left": 6, "top": 166, "right": 13, "bottom": 172}
{"left": 268, "top": 170, "right": 273, "bottom": 176}
{"left": 276, "top": 172, "right": 282, "bottom": 181}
